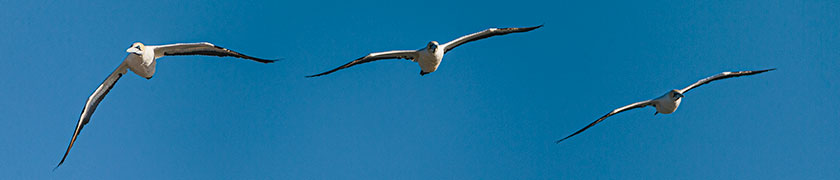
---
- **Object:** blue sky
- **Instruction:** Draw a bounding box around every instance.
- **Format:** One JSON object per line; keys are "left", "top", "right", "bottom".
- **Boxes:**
{"left": 1, "top": 0, "right": 838, "bottom": 179}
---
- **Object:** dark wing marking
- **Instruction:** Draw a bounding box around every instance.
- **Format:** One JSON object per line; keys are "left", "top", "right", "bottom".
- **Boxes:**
{"left": 153, "top": 42, "right": 278, "bottom": 63}
{"left": 56, "top": 62, "right": 129, "bottom": 170}
{"left": 680, "top": 68, "right": 776, "bottom": 94}
{"left": 306, "top": 50, "right": 418, "bottom": 77}
{"left": 442, "top": 25, "right": 543, "bottom": 53}
{"left": 555, "top": 100, "right": 653, "bottom": 143}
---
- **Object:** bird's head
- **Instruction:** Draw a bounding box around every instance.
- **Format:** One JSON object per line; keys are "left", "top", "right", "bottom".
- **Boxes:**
{"left": 670, "top": 89, "right": 684, "bottom": 100}
{"left": 126, "top": 42, "right": 145, "bottom": 55}
{"left": 427, "top": 41, "right": 439, "bottom": 53}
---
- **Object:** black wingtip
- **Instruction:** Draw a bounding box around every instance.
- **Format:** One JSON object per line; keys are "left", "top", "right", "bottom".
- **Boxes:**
{"left": 257, "top": 58, "right": 282, "bottom": 64}
{"left": 54, "top": 149, "right": 70, "bottom": 171}
{"left": 555, "top": 134, "right": 576, "bottom": 144}
{"left": 306, "top": 68, "right": 341, "bottom": 78}
{"left": 248, "top": 56, "right": 283, "bottom": 64}
{"left": 523, "top": 24, "right": 543, "bottom": 31}
{"left": 749, "top": 68, "right": 776, "bottom": 74}
{"left": 305, "top": 73, "right": 326, "bottom": 78}
{"left": 53, "top": 160, "right": 65, "bottom": 171}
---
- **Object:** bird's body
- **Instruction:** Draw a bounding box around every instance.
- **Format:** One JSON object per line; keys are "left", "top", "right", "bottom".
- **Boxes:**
{"left": 651, "top": 90, "right": 683, "bottom": 114}
{"left": 307, "top": 25, "right": 542, "bottom": 77}
{"left": 555, "top": 69, "right": 775, "bottom": 143}
{"left": 125, "top": 54, "right": 155, "bottom": 79}
{"left": 55, "top": 42, "right": 276, "bottom": 169}
{"left": 416, "top": 41, "right": 445, "bottom": 74}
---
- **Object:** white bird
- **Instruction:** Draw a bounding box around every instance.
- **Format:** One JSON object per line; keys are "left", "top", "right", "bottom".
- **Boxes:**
{"left": 555, "top": 68, "right": 775, "bottom": 143}
{"left": 306, "top": 25, "right": 543, "bottom": 77}
{"left": 55, "top": 42, "right": 276, "bottom": 169}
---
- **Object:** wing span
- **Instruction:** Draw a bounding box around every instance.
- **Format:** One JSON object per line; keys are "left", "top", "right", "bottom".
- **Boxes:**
{"left": 442, "top": 25, "right": 542, "bottom": 53}
{"left": 680, "top": 68, "right": 775, "bottom": 93}
{"left": 152, "top": 42, "right": 277, "bottom": 63}
{"left": 306, "top": 50, "right": 418, "bottom": 77}
{"left": 56, "top": 61, "right": 129, "bottom": 169}
{"left": 555, "top": 100, "right": 653, "bottom": 143}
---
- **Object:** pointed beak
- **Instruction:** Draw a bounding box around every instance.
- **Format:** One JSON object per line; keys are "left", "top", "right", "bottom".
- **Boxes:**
{"left": 675, "top": 93, "right": 685, "bottom": 98}
{"left": 126, "top": 47, "right": 142, "bottom": 55}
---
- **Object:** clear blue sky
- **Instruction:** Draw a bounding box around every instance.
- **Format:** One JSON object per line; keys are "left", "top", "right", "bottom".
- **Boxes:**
{"left": 1, "top": 0, "right": 838, "bottom": 179}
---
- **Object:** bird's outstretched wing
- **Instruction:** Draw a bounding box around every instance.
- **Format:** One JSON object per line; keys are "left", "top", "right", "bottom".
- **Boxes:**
{"left": 441, "top": 25, "right": 542, "bottom": 53}
{"left": 56, "top": 61, "right": 129, "bottom": 169}
{"left": 151, "top": 42, "right": 277, "bottom": 63}
{"left": 680, "top": 68, "right": 776, "bottom": 93}
{"left": 555, "top": 100, "right": 653, "bottom": 143}
{"left": 306, "top": 50, "right": 418, "bottom": 77}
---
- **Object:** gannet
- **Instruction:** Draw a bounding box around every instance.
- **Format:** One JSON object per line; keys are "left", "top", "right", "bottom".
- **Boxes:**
{"left": 555, "top": 68, "right": 776, "bottom": 143}
{"left": 306, "top": 25, "right": 542, "bottom": 77}
{"left": 55, "top": 42, "right": 276, "bottom": 169}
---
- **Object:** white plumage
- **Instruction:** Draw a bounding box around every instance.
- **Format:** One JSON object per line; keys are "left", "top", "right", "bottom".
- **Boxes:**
{"left": 555, "top": 68, "right": 775, "bottom": 143}
{"left": 307, "top": 25, "right": 543, "bottom": 77}
{"left": 55, "top": 42, "right": 276, "bottom": 169}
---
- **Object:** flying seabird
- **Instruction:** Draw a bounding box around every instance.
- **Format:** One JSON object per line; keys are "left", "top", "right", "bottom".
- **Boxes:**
{"left": 55, "top": 42, "right": 276, "bottom": 169}
{"left": 555, "top": 68, "right": 776, "bottom": 143}
{"left": 306, "top": 25, "right": 543, "bottom": 77}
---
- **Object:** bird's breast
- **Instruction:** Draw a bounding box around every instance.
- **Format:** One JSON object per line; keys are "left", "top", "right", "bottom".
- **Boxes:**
{"left": 416, "top": 51, "right": 442, "bottom": 73}
{"left": 125, "top": 54, "right": 156, "bottom": 79}
{"left": 654, "top": 98, "right": 680, "bottom": 114}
